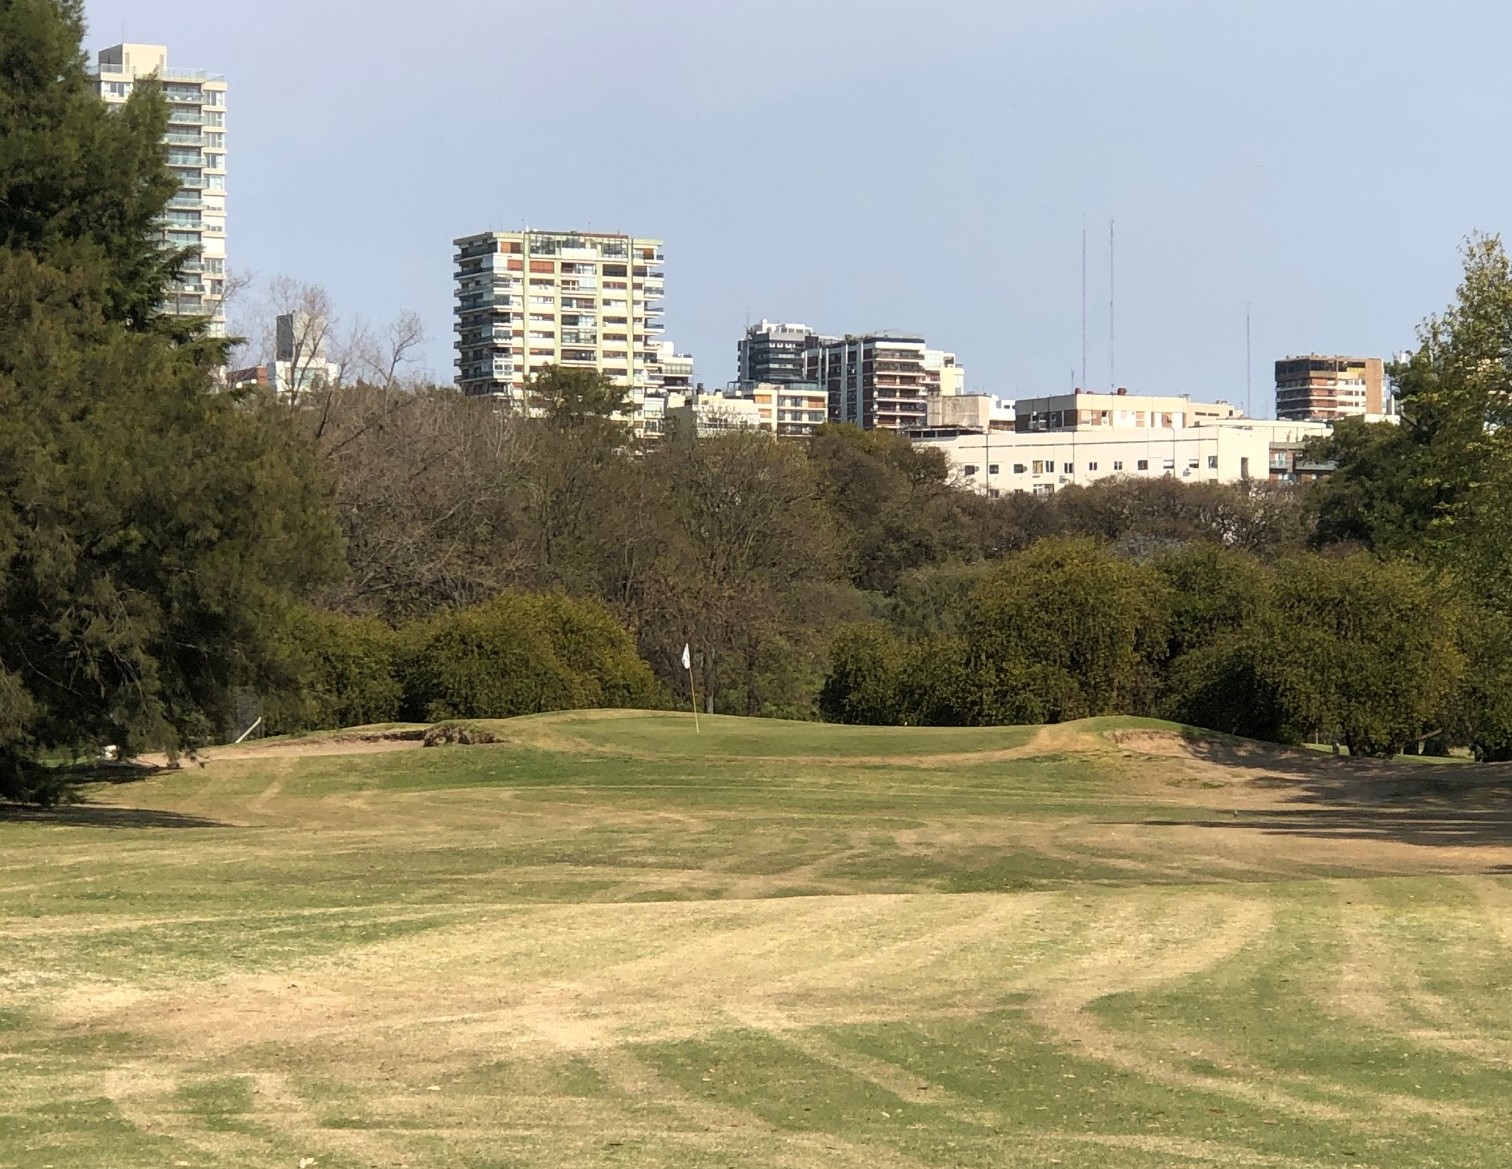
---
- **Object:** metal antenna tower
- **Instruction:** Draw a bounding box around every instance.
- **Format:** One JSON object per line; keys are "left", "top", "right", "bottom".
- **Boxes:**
{"left": 1080, "top": 220, "right": 1088, "bottom": 390}
{"left": 1245, "top": 302, "right": 1254, "bottom": 417}
{"left": 1108, "top": 219, "right": 1117, "bottom": 390}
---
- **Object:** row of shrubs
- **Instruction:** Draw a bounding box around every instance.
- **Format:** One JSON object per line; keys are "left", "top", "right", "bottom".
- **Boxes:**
{"left": 267, "top": 592, "right": 662, "bottom": 734}
{"left": 821, "top": 538, "right": 1509, "bottom": 759}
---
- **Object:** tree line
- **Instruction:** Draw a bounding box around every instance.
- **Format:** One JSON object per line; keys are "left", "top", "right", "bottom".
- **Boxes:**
{"left": 4, "top": 1, "right": 1512, "bottom": 801}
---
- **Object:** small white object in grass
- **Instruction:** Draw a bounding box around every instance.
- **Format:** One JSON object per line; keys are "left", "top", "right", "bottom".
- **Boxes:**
{"left": 299, "top": 1160, "right": 317, "bottom": 1169}
{"left": 426, "top": 1084, "right": 441, "bottom": 1091}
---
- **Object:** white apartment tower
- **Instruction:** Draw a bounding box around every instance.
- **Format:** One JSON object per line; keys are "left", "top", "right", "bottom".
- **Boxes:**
{"left": 454, "top": 230, "right": 666, "bottom": 407}
{"left": 92, "top": 44, "right": 228, "bottom": 337}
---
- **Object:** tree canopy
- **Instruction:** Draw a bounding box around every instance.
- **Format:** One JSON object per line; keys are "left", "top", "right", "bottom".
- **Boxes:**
{"left": 0, "top": 0, "right": 339, "bottom": 797}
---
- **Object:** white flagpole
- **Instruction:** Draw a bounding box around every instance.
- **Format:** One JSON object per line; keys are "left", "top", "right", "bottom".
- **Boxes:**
{"left": 683, "top": 644, "right": 700, "bottom": 734}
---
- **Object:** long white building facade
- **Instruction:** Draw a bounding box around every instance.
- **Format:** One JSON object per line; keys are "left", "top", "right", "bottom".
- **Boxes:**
{"left": 911, "top": 391, "right": 1332, "bottom": 495}
{"left": 93, "top": 44, "right": 228, "bottom": 337}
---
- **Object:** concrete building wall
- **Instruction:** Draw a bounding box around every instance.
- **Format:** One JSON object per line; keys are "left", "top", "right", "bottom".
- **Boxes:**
{"left": 915, "top": 420, "right": 1331, "bottom": 496}
{"left": 925, "top": 394, "right": 1015, "bottom": 431}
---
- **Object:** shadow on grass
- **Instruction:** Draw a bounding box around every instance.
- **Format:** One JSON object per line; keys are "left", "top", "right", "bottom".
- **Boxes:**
{"left": 0, "top": 803, "right": 228, "bottom": 829}
{"left": 1141, "top": 730, "right": 1512, "bottom": 851}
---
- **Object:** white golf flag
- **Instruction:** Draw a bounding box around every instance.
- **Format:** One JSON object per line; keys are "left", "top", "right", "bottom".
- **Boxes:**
{"left": 682, "top": 643, "right": 692, "bottom": 671}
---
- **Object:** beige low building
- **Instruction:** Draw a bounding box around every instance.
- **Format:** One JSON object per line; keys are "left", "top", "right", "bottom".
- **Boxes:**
{"left": 914, "top": 418, "right": 1332, "bottom": 496}
{"left": 667, "top": 382, "right": 828, "bottom": 439}
{"left": 1014, "top": 390, "right": 1245, "bottom": 433}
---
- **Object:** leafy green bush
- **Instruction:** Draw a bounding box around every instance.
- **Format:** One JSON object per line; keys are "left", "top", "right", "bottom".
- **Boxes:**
{"left": 400, "top": 593, "right": 659, "bottom": 722}
{"left": 819, "top": 624, "right": 907, "bottom": 725}
{"left": 267, "top": 608, "right": 404, "bottom": 734}
{"left": 964, "top": 538, "right": 1166, "bottom": 723}
{"left": 1163, "top": 554, "right": 1463, "bottom": 756}
{"left": 1449, "top": 607, "right": 1512, "bottom": 761}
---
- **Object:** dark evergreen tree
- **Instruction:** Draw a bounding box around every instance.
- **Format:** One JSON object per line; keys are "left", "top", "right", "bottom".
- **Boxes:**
{"left": 0, "top": 0, "right": 192, "bottom": 335}
{"left": 0, "top": 1, "right": 341, "bottom": 797}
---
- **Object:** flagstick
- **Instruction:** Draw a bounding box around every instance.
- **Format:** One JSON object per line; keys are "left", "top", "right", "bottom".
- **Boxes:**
{"left": 687, "top": 662, "right": 701, "bottom": 734}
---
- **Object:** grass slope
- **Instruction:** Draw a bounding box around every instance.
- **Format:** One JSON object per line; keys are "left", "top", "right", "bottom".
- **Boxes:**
{"left": 5, "top": 712, "right": 1512, "bottom": 1167}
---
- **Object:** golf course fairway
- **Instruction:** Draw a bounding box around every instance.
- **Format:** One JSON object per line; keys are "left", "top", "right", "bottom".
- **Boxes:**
{"left": 5, "top": 712, "right": 1512, "bottom": 1167}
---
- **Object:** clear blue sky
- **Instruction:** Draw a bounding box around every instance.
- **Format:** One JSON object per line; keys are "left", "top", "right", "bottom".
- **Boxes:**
{"left": 83, "top": 0, "right": 1511, "bottom": 414}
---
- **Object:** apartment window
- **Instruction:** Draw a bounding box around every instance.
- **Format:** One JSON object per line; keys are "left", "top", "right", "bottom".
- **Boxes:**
{"left": 203, "top": 153, "right": 224, "bottom": 170}
{"left": 963, "top": 465, "right": 979, "bottom": 477}
{"left": 1208, "top": 456, "right": 1218, "bottom": 469}
{"left": 104, "top": 81, "right": 131, "bottom": 98}
{"left": 988, "top": 464, "right": 1000, "bottom": 476}
{"left": 1113, "top": 460, "right": 1123, "bottom": 471}
{"left": 1032, "top": 460, "right": 1045, "bottom": 475}
{"left": 1188, "top": 460, "right": 1200, "bottom": 469}
{"left": 529, "top": 260, "right": 555, "bottom": 274}
{"left": 530, "top": 313, "right": 554, "bottom": 323}
{"left": 529, "top": 278, "right": 554, "bottom": 287}
{"left": 1013, "top": 463, "right": 1026, "bottom": 474}
{"left": 1062, "top": 462, "right": 1073, "bottom": 474}
{"left": 1163, "top": 459, "right": 1176, "bottom": 471}
{"left": 1136, "top": 459, "right": 1149, "bottom": 471}
{"left": 1088, "top": 462, "right": 1098, "bottom": 471}
{"left": 205, "top": 90, "right": 225, "bottom": 107}
{"left": 602, "top": 264, "right": 627, "bottom": 277}
{"left": 530, "top": 295, "right": 554, "bottom": 306}
{"left": 530, "top": 348, "right": 554, "bottom": 356}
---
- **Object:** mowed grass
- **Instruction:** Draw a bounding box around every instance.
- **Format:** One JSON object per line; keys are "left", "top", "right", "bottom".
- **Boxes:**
{"left": 6, "top": 712, "right": 1512, "bottom": 1167}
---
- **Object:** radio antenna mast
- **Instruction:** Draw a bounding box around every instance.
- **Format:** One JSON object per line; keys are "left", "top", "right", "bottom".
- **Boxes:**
{"left": 1245, "top": 302, "right": 1254, "bottom": 417}
{"left": 1080, "top": 219, "right": 1088, "bottom": 390}
{"left": 1108, "top": 219, "right": 1117, "bottom": 390}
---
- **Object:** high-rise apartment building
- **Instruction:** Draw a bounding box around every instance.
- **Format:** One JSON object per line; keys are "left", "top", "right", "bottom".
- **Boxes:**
{"left": 453, "top": 230, "right": 665, "bottom": 407}
{"left": 803, "top": 334, "right": 961, "bottom": 431}
{"left": 738, "top": 320, "right": 818, "bottom": 384}
{"left": 1274, "top": 355, "right": 1384, "bottom": 421}
{"left": 92, "top": 45, "right": 228, "bottom": 337}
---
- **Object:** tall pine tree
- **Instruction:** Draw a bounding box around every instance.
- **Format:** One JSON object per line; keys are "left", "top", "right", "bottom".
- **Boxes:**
{"left": 0, "top": 0, "right": 342, "bottom": 799}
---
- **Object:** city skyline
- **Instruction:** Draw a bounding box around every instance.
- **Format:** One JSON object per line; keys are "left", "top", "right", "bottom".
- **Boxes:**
{"left": 79, "top": 0, "right": 1512, "bottom": 415}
